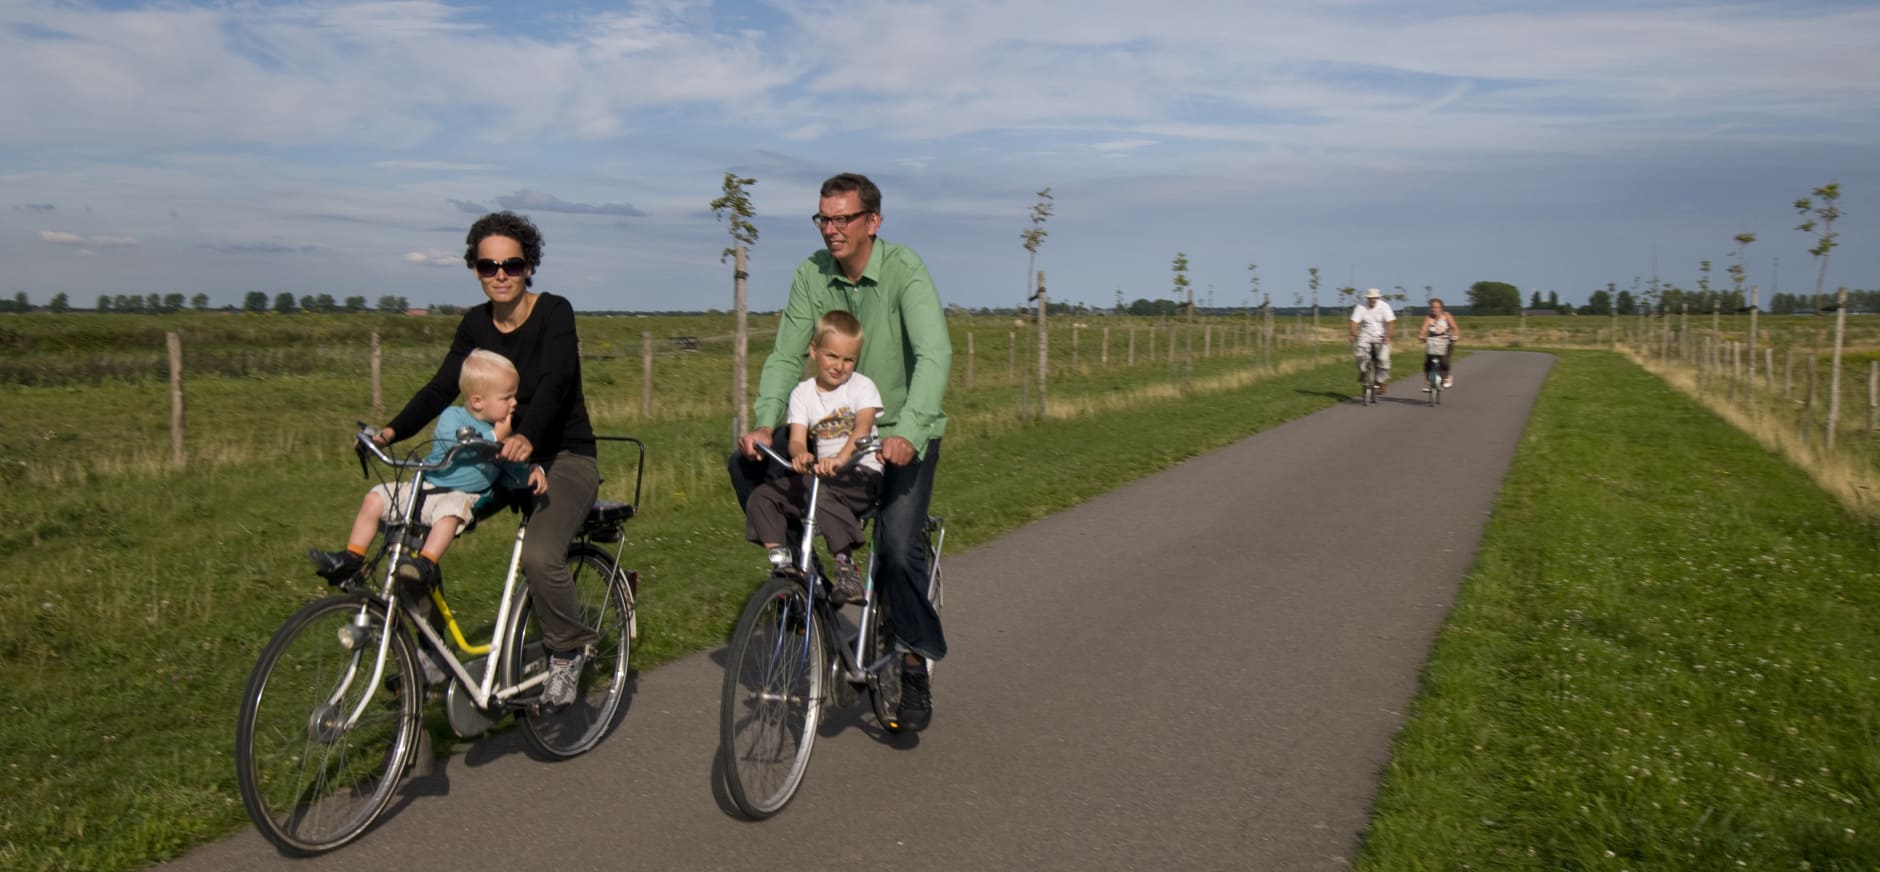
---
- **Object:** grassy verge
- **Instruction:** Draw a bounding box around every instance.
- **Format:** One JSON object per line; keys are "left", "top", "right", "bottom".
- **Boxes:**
{"left": 0, "top": 341, "right": 1354, "bottom": 872}
{"left": 1356, "top": 351, "right": 1880, "bottom": 870}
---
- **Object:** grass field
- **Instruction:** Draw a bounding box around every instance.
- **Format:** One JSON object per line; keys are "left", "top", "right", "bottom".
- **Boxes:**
{"left": 1356, "top": 352, "right": 1880, "bottom": 870}
{"left": 2, "top": 313, "right": 1876, "bottom": 870}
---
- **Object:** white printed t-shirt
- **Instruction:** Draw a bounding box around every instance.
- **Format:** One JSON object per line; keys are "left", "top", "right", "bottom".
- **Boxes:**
{"left": 1350, "top": 301, "right": 1397, "bottom": 342}
{"left": 787, "top": 372, "right": 884, "bottom": 474}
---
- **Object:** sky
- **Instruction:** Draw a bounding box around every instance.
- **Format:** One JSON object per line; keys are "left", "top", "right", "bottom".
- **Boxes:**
{"left": 4, "top": 0, "right": 1878, "bottom": 314}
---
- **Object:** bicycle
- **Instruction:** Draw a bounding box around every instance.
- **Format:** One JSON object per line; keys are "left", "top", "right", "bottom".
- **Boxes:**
{"left": 1422, "top": 334, "right": 1452, "bottom": 406}
{"left": 718, "top": 437, "right": 946, "bottom": 819}
{"left": 234, "top": 424, "right": 645, "bottom": 855}
{"left": 1357, "top": 338, "right": 1388, "bottom": 405}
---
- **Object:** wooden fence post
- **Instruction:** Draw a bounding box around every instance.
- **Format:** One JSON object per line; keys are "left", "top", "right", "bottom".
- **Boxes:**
{"left": 1128, "top": 327, "right": 1136, "bottom": 366}
{"left": 1784, "top": 348, "right": 1794, "bottom": 401}
{"left": 1008, "top": 331, "right": 1016, "bottom": 384}
{"left": 370, "top": 330, "right": 383, "bottom": 421}
{"left": 641, "top": 331, "right": 654, "bottom": 418}
{"left": 966, "top": 331, "right": 975, "bottom": 389}
{"left": 167, "top": 331, "right": 185, "bottom": 469}
{"left": 1101, "top": 326, "right": 1110, "bottom": 368}
{"left": 1071, "top": 324, "right": 1080, "bottom": 372}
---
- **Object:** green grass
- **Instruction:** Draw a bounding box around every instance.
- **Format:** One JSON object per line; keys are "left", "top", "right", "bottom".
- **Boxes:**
{"left": 1356, "top": 351, "right": 1880, "bottom": 870}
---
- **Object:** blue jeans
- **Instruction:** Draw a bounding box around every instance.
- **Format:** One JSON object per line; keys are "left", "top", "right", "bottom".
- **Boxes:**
{"left": 728, "top": 436, "right": 946, "bottom": 662}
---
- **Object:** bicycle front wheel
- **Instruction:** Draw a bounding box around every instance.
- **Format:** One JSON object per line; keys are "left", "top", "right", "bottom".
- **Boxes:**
{"left": 235, "top": 595, "right": 422, "bottom": 855}
{"left": 512, "top": 545, "right": 636, "bottom": 759}
{"left": 720, "top": 574, "right": 826, "bottom": 819}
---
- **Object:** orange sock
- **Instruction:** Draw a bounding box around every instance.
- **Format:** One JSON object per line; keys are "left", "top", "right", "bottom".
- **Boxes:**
{"left": 346, "top": 544, "right": 367, "bottom": 557}
{"left": 419, "top": 550, "right": 441, "bottom": 563}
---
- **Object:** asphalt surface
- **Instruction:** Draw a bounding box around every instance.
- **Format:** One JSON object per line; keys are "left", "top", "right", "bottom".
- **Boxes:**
{"left": 162, "top": 350, "right": 1554, "bottom": 872}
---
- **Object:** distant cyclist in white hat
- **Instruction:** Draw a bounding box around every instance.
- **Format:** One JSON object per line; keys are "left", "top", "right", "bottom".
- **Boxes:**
{"left": 1349, "top": 288, "right": 1396, "bottom": 395}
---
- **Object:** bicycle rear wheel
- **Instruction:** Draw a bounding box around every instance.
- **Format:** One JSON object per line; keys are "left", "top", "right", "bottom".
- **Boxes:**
{"left": 235, "top": 595, "right": 422, "bottom": 855}
{"left": 511, "top": 545, "right": 636, "bottom": 759}
{"left": 866, "top": 592, "right": 906, "bottom": 733}
{"left": 720, "top": 574, "right": 826, "bottom": 818}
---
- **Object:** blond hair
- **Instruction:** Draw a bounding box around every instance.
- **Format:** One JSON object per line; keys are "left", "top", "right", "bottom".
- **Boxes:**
{"left": 459, "top": 349, "right": 518, "bottom": 396}
{"left": 812, "top": 310, "right": 864, "bottom": 348}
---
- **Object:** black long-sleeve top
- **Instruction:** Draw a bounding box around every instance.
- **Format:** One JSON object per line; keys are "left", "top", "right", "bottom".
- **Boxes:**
{"left": 386, "top": 292, "right": 595, "bottom": 460}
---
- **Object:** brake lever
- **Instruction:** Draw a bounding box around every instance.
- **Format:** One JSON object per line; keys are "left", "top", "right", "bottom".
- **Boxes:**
{"left": 354, "top": 421, "right": 374, "bottom": 479}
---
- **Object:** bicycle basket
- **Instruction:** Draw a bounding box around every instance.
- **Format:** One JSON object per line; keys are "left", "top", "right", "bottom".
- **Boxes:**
{"left": 1426, "top": 335, "right": 1452, "bottom": 355}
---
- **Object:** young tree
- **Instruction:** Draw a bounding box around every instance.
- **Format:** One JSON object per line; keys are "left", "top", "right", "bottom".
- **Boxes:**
{"left": 1546, "top": 290, "right": 1560, "bottom": 310}
{"left": 1020, "top": 187, "right": 1054, "bottom": 310}
{"left": 11, "top": 291, "right": 28, "bottom": 312}
{"left": 49, "top": 292, "right": 68, "bottom": 313}
{"left": 190, "top": 293, "right": 210, "bottom": 311}
{"left": 273, "top": 293, "right": 297, "bottom": 314}
{"left": 1173, "top": 252, "right": 1192, "bottom": 383}
{"left": 163, "top": 293, "right": 184, "bottom": 312}
{"left": 1794, "top": 182, "right": 1841, "bottom": 313}
{"left": 97, "top": 294, "right": 112, "bottom": 313}
{"left": 344, "top": 295, "right": 367, "bottom": 312}
{"left": 1530, "top": 291, "right": 1544, "bottom": 309}
{"left": 376, "top": 295, "right": 406, "bottom": 312}
{"left": 1726, "top": 233, "right": 1755, "bottom": 309}
{"left": 710, "top": 172, "right": 760, "bottom": 435}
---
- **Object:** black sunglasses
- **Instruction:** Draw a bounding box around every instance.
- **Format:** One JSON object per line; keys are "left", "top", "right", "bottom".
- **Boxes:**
{"left": 474, "top": 257, "right": 529, "bottom": 278}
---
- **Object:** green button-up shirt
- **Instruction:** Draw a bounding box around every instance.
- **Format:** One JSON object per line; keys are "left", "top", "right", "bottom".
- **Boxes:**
{"left": 754, "top": 238, "right": 952, "bottom": 458}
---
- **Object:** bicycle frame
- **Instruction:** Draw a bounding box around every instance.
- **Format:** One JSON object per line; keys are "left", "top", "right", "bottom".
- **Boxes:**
{"left": 333, "top": 429, "right": 551, "bottom": 729}
{"left": 753, "top": 440, "right": 899, "bottom": 683}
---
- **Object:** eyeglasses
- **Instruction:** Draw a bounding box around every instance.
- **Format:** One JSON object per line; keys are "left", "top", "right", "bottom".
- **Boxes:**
{"left": 810, "top": 210, "right": 873, "bottom": 229}
{"left": 474, "top": 257, "right": 529, "bottom": 278}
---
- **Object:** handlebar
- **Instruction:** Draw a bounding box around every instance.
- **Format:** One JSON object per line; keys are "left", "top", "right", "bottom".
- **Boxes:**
{"left": 351, "top": 420, "right": 503, "bottom": 479}
{"left": 752, "top": 436, "right": 880, "bottom": 476}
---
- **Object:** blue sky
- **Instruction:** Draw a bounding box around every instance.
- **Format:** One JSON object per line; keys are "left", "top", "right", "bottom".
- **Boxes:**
{"left": 4, "top": 0, "right": 1877, "bottom": 313}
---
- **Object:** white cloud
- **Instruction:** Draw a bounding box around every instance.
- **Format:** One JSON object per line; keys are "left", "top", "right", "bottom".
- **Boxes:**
{"left": 404, "top": 249, "right": 459, "bottom": 266}
{"left": 39, "top": 230, "right": 137, "bottom": 247}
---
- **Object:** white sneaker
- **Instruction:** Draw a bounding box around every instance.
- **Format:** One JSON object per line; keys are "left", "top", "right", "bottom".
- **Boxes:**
{"left": 543, "top": 651, "right": 585, "bottom": 708}
{"left": 1443, "top": 378, "right": 1454, "bottom": 389}
{"left": 1420, "top": 385, "right": 1431, "bottom": 392}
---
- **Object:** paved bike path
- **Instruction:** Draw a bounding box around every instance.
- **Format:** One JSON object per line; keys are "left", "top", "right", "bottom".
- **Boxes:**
{"left": 162, "top": 350, "right": 1554, "bottom": 871}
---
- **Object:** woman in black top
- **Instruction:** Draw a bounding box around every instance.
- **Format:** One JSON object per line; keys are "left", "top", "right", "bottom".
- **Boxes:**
{"left": 378, "top": 210, "right": 598, "bottom": 707}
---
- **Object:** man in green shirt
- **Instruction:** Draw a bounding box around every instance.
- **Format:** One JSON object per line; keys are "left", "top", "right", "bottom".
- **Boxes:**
{"left": 731, "top": 172, "right": 953, "bottom": 731}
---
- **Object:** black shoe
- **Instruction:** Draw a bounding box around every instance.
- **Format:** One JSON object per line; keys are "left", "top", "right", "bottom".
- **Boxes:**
{"left": 898, "top": 663, "right": 932, "bottom": 732}
{"left": 395, "top": 554, "right": 439, "bottom": 602}
{"left": 308, "top": 548, "right": 364, "bottom": 583}
{"left": 831, "top": 554, "right": 864, "bottom": 603}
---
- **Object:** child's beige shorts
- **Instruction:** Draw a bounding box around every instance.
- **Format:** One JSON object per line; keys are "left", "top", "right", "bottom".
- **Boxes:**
{"left": 370, "top": 483, "right": 479, "bottom": 531}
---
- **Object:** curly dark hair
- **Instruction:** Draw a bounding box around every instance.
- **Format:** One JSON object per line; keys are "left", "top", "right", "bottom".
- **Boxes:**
{"left": 463, "top": 211, "right": 544, "bottom": 288}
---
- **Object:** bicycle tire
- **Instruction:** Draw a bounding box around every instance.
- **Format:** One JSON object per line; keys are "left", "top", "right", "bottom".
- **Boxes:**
{"left": 720, "top": 574, "right": 826, "bottom": 818}
{"left": 1428, "top": 367, "right": 1440, "bottom": 406}
{"left": 511, "top": 545, "right": 636, "bottom": 759}
{"left": 235, "top": 595, "right": 422, "bottom": 855}
{"left": 867, "top": 589, "right": 905, "bottom": 733}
